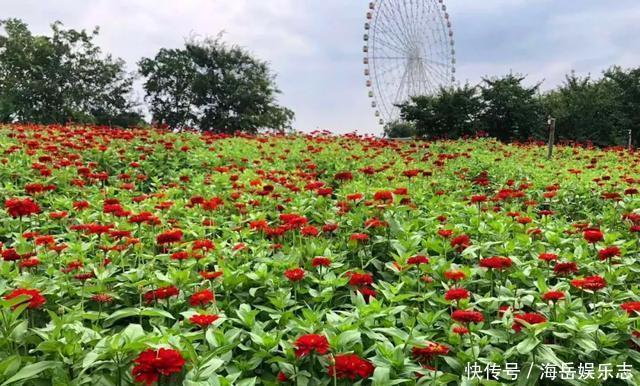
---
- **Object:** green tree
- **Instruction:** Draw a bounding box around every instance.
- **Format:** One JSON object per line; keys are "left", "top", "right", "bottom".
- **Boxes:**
{"left": 543, "top": 72, "right": 624, "bottom": 146}
{"left": 604, "top": 66, "right": 640, "bottom": 147}
{"left": 383, "top": 120, "right": 415, "bottom": 138}
{"left": 478, "top": 74, "right": 545, "bottom": 141}
{"left": 398, "top": 84, "right": 481, "bottom": 139}
{"left": 139, "top": 36, "right": 294, "bottom": 133}
{"left": 0, "top": 18, "right": 141, "bottom": 126}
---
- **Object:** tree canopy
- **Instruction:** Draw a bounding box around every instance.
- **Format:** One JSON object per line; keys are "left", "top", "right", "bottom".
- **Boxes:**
{"left": 0, "top": 18, "right": 142, "bottom": 127}
{"left": 139, "top": 37, "right": 294, "bottom": 133}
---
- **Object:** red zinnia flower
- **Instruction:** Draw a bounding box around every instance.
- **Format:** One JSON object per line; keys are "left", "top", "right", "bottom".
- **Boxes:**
{"left": 374, "top": 190, "right": 393, "bottom": 203}
{"left": 598, "top": 246, "right": 621, "bottom": 261}
{"left": 131, "top": 348, "right": 185, "bottom": 385}
{"left": 144, "top": 285, "right": 179, "bottom": 303}
{"left": 347, "top": 272, "right": 373, "bottom": 287}
{"left": 328, "top": 354, "right": 374, "bottom": 380}
{"left": 91, "top": 293, "right": 114, "bottom": 303}
{"left": 438, "top": 229, "right": 453, "bottom": 238}
{"left": 5, "top": 198, "right": 41, "bottom": 218}
{"left": 189, "top": 313, "right": 220, "bottom": 328}
{"left": 571, "top": 275, "right": 606, "bottom": 291}
{"left": 542, "top": 291, "right": 565, "bottom": 302}
{"left": 553, "top": 262, "right": 578, "bottom": 276}
{"left": 539, "top": 253, "right": 558, "bottom": 263}
{"left": 513, "top": 313, "right": 547, "bottom": 332}
{"left": 621, "top": 302, "right": 640, "bottom": 315}
{"left": 450, "top": 235, "right": 471, "bottom": 252}
{"left": 479, "top": 256, "right": 512, "bottom": 270}
{"left": 451, "top": 309, "right": 484, "bottom": 324}
{"left": 444, "top": 270, "right": 466, "bottom": 281}
{"left": 189, "top": 289, "right": 214, "bottom": 306}
{"left": 349, "top": 233, "right": 369, "bottom": 242}
{"left": 156, "top": 229, "right": 183, "bottom": 244}
{"left": 445, "top": 288, "right": 470, "bottom": 301}
{"left": 3, "top": 288, "right": 46, "bottom": 309}
{"left": 284, "top": 268, "right": 305, "bottom": 282}
{"left": 293, "top": 334, "right": 330, "bottom": 358}
{"left": 412, "top": 342, "right": 450, "bottom": 364}
{"left": 583, "top": 229, "right": 604, "bottom": 243}
{"left": 407, "top": 255, "right": 429, "bottom": 265}
{"left": 312, "top": 257, "right": 331, "bottom": 267}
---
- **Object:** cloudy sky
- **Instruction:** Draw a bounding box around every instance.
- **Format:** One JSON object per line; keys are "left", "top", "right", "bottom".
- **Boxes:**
{"left": 3, "top": 0, "right": 640, "bottom": 134}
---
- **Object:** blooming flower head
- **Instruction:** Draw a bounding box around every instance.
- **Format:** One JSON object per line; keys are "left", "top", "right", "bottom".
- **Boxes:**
{"left": 4, "top": 288, "right": 46, "bottom": 309}
{"left": 144, "top": 285, "right": 179, "bottom": 303}
{"left": 5, "top": 197, "right": 41, "bottom": 218}
{"left": 571, "top": 275, "right": 606, "bottom": 291}
{"left": 131, "top": 348, "right": 185, "bottom": 385}
{"left": 312, "top": 257, "right": 331, "bottom": 267}
{"left": 513, "top": 313, "right": 547, "bottom": 332}
{"left": 189, "top": 313, "right": 219, "bottom": 328}
{"left": 583, "top": 228, "right": 604, "bottom": 243}
{"left": 347, "top": 272, "right": 373, "bottom": 287}
{"left": 412, "top": 342, "right": 450, "bottom": 364}
{"left": 189, "top": 289, "right": 214, "bottom": 307}
{"left": 284, "top": 268, "right": 305, "bottom": 282}
{"left": 328, "top": 354, "right": 374, "bottom": 380}
{"left": 451, "top": 309, "right": 484, "bottom": 324}
{"left": 407, "top": 255, "right": 429, "bottom": 265}
{"left": 156, "top": 229, "right": 183, "bottom": 244}
{"left": 542, "top": 291, "right": 565, "bottom": 302}
{"left": 479, "top": 256, "right": 512, "bottom": 270}
{"left": 293, "top": 334, "right": 330, "bottom": 358}
{"left": 450, "top": 234, "right": 471, "bottom": 252}
{"left": 621, "top": 302, "right": 640, "bottom": 315}
{"left": 444, "top": 288, "right": 470, "bottom": 302}
{"left": 598, "top": 246, "right": 621, "bottom": 261}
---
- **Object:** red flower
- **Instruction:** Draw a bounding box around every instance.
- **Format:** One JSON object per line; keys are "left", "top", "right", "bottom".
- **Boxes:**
{"left": 412, "top": 342, "right": 450, "bottom": 364}
{"left": 470, "top": 195, "right": 486, "bottom": 203}
{"left": 189, "top": 289, "right": 214, "bottom": 306}
{"left": 621, "top": 302, "right": 640, "bottom": 315}
{"left": 450, "top": 234, "right": 471, "bottom": 252}
{"left": 284, "top": 268, "right": 305, "bottom": 282}
{"left": 334, "top": 171, "right": 353, "bottom": 181}
{"left": 277, "top": 371, "right": 289, "bottom": 382}
{"left": 301, "top": 226, "right": 319, "bottom": 236}
{"left": 539, "top": 253, "right": 558, "bottom": 263}
{"left": 91, "top": 293, "right": 114, "bottom": 303}
{"left": 583, "top": 228, "right": 604, "bottom": 243}
{"left": 542, "top": 291, "right": 565, "bottom": 302}
{"left": 347, "top": 272, "right": 373, "bottom": 287}
{"left": 479, "top": 256, "right": 512, "bottom": 270}
{"left": 445, "top": 288, "right": 470, "bottom": 301}
{"left": 3, "top": 288, "right": 46, "bottom": 309}
{"left": 553, "top": 262, "right": 578, "bottom": 276}
{"left": 374, "top": 190, "right": 393, "bottom": 203}
{"left": 131, "top": 348, "right": 185, "bottom": 385}
{"left": 513, "top": 313, "right": 547, "bottom": 332}
{"left": 571, "top": 275, "right": 606, "bottom": 291}
{"left": 156, "top": 229, "right": 183, "bottom": 244}
{"left": 407, "top": 255, "right": 429, "bottom": 265}
{"left": 349, "top": 233, "right": 369, "bottom": 242}
{"left": 444, "top": 270, "right": 466, "bottom": 281}
{"left": 438, "top": 229, "right": 453, "bottom": 238}
{"left": 598, "top": 246, "right": 621, "bottom": 261}
{"left": 452, "top": 326, "right": 469, "bottom": 335}
{"left": 5, "top": 198, "right": 41, "bottom": 218}
{"left": 144, "top": 285, "right": 179, "bottom": 303}
{"left": 199, "top": 270, "right": 223, "bottom": 280}
{"left": 328, "top": 354, "right": 374, "bottom": 380}
{"left": 451, "top": 309, "right": 484, "bottom": 324}
{"left": 293, "top": 334, "right": 330, "bottom": 358}
{"left": 189, "top": 313, "right": 220, "bottom": 328}
{"left": 312, "top": 257, "right": 331, "bottom": 267}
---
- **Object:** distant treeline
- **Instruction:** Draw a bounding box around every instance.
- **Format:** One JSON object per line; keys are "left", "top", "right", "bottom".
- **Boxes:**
{"left": 0, "top": 19, "right": 293, "bottom": 132}
{"left": 386, "top": 69, "right": 640, "bottom": 148}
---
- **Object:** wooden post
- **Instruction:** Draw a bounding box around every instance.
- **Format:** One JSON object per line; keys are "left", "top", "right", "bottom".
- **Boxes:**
{"left": 628, "top": 129, "right": 633, "bottom": 151}
{"left": 547, "top": 116, "right": 556, "bottom": 159}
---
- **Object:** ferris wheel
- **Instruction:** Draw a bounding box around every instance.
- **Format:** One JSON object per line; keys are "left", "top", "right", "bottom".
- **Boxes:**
{"left": 364, "top": 0, "right": 456, "bottom": 126}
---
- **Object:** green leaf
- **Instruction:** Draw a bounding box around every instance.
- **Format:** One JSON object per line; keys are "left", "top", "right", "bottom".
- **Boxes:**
{"left": 516, "top": 336, "right": 539, "bottom": 355}
{"left": 372, "top": 366, "right": 391, "bottom": 385}
{"left": 1, "top": 361, "right": 59, "bottom": 386}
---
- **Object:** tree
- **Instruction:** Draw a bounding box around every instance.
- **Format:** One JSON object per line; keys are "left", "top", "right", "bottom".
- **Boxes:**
{"left": 139, "top": 36, "right": 294, "bottom": 133}
{"left": 604, "top": 66, "right": 640, "bottom": 147}
{"left": 383, "top": 120, "right": 415, "bottom": 138}
{"left": 542, "top": 72, "right": 624, "bottom": 146}
{"left": 398, "top": 84, "right": 481, "bottom": 139}
{"left": 0, "top": 18, "right": 141, "bottom": 126}
{"left": 478, "top": 74, "right": 545, "bottom": 141}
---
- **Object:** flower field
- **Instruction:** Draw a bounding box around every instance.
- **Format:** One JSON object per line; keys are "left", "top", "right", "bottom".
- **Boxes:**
{"left": 1, "top": 124, "right": 640, "bottom": 385}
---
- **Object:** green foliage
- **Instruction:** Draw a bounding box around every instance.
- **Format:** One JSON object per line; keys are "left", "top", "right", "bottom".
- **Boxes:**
{"left": 398, "top": 84, "right": 481, "bottom": 139}
{"left": 139, "top": 36, "right": 294, "bottom": 133}
{"left": 479, "top": 74, "right": 545, "bottom": 141}
{"left": 383, "top": 120, "right": 415, "bottom": 138}
{"left": 0, "top": 18, "right": 142, "bottom": 127}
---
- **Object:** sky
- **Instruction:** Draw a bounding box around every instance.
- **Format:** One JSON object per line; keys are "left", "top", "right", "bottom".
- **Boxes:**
{"left": 2, "top": 0, "right": 640, "bottom": 135}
